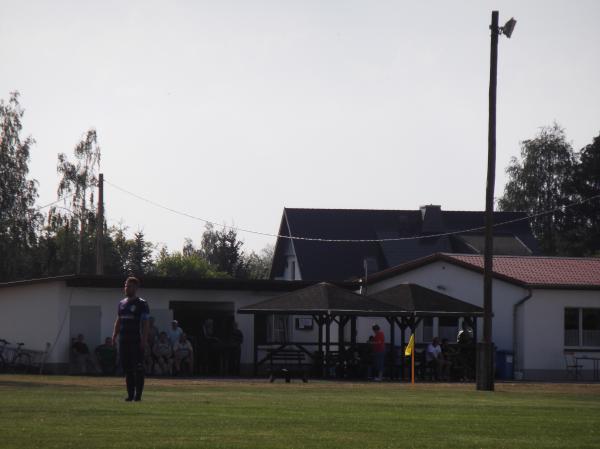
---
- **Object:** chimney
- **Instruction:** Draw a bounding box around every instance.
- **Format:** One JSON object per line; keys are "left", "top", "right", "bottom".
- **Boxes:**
{"left": 420, "top": 205, "right": 443, "bottom": 234}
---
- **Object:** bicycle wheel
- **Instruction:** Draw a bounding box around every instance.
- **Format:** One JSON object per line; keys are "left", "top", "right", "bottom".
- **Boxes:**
{"left": 12, "top": 353, "right": 32, "bottom": 374}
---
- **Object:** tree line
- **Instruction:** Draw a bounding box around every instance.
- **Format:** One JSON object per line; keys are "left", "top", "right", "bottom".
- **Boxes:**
{"left": 1, "top": 92, "right": 598, "bottom": 282}
{"left": 0, "top": 92, "right": 273, "bottom": 282}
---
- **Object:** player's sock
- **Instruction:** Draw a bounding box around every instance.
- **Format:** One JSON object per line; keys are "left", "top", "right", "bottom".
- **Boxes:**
{"left": 125, "top": 370, "right": 135, "bottom": 400}
{"left": 134, "top": 366, "right": 145, "bottom": 400}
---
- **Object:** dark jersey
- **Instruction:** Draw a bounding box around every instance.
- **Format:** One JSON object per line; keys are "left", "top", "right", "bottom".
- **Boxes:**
{"left": 118, "top": 297, "right": 150, "bottom": 343}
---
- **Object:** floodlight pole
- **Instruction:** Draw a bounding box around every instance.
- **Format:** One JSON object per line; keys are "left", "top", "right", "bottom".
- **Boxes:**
{"left": 478, "top": 10, "right": 500, "bottom": 392}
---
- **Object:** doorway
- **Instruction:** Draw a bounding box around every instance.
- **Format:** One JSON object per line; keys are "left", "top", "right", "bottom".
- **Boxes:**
{"left": 170, "top": 301, "right": 237, "bottom": 376}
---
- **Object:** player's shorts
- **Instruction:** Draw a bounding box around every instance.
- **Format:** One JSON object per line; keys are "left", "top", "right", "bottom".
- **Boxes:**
{"left": 119, "top": 341, "right": 143, "bottom": 372}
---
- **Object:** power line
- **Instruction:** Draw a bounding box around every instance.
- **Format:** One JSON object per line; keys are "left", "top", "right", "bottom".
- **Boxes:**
{"left": 35, "top": 194, "right": 76, "bottom": 211}
{"left": 104, "top": 178, "right": 600, "bottom": 244}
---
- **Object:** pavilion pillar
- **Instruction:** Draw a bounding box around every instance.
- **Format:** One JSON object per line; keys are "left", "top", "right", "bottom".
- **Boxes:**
{"left": 253, "top": 314, "right": 259, "bottom": 376}
{"left": 388, "top": 317, "right": 396, "bottom": 380}
{"left": 338, "top": 316, "right": 346, "bottom": 355}
{"left": 350, "top": 317, "right": 357, "bottom": 347}
{"left": 325, "top": 315, "right": 331, "bottom": 378}
{"left": 398, "top": 318, "right": 407, "bottom": 381}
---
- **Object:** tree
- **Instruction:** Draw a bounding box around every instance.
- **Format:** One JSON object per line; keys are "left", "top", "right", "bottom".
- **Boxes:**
{"left": 47, "top": 129, "right": 101, "bottom": 274}
{"left": 153, "top": 249, "right": 226, "bottom": 278}
{"left": 242, "top": 244, "right": 274, "bottom": 279}
{"left": 498, "top": 124, "right": 577, "bottom": 255}
{"left": 127, "top": 231, "right": 154, "bottom": 276}
{"left": 199, "top": 224, "right": 246, "bottom": 277}
{"left": 0, "top": 92, "right": 41, "bottom": 281}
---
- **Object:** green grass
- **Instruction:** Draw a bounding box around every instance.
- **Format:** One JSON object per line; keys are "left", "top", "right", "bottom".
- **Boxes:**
{"left": 0, "top": 376, "right": 599, "bottom": 449}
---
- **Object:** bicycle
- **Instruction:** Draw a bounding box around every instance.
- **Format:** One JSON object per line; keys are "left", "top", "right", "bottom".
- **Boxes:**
{"left": 0, "top": 339, "right": 32, "bottom": 373}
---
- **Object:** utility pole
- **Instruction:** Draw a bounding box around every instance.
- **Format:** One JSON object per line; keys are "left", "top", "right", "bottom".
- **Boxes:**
{"left": 95, "top": 173, "right": 104, "bottom": 275}
{"left": 477, "top": 11, "right": 516, "bottom": 392}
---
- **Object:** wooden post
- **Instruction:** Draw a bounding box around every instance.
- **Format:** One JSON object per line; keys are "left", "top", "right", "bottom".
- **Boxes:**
{"left": 388, "top": 317, "right": 396, "bottom": 380}
{"left": 411, "top": 342, "right": 415, "bottom": 385}
{"left": 95, "top": 173, "right": 104, "bottom": 275}
{"left": 325, "top": 315, "right": 331, "bottom": 378}
{"left": 399, "top": 318, "right": 406, "bottom": 381}
{"left": 253, "top": 314, "right": 259, "bottom": 376}
{"left": 479, "top": 9, "right": 499, "bottom": 392}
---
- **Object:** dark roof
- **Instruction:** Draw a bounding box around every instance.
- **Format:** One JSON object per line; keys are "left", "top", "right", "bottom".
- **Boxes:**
{"left": 366, "top": 253, "right": 600, "bottom": 290}
{"left": 271, "top": 207, "right": 540, "bottom": 281}
{"left": 239, "top": 282, "right": 483, "bottom": 316}
{"left": 0, "top": 275, "right": 358, "bottom": 292}
{"left": 239, "top": 282, "right": 398, "bottom": 315}
{"left": 369, "top": 284, "right": 483, "bottom": 316}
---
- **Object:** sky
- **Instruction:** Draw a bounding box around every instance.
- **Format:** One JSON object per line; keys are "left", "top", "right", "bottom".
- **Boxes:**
{"left": 1, "top": 0, "right": 599, "bottom": 253}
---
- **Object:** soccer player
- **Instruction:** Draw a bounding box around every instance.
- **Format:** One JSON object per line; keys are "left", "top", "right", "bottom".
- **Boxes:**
{"left": 112, "top": 277, "right": 150, "bottom": 402}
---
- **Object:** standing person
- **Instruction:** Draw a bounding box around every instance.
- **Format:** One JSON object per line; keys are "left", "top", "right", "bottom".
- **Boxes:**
{"left": 229, "top": 321, "right": 244, "bottom": 376}
{"left": 112, "top": 277, "right": 150, "bottom": 402}
{"left": 95, "top": 337, "right": 117, "bottom": 375}
{"left": 167, "top": 320, "right": 183, "bottom": 346}
{"left": 371, "top": 324, "right": 385, "bottom": 381}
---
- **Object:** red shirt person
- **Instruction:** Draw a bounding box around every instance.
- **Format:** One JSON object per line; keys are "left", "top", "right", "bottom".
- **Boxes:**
{"left": 371, "top": 324, "right": 385, "bottom": 380}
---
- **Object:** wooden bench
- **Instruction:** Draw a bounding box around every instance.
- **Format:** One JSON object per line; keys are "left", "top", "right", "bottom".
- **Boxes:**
{"left": 268, "top": 349, "right": 308, "bottom": 383}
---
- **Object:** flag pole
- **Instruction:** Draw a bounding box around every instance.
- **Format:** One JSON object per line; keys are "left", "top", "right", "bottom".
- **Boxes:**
{"left": 411, "top": 338, "right": 415, "bottom": 385}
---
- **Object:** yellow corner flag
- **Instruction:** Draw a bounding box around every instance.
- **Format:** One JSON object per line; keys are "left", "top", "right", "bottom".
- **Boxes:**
{"left": 405, "top": 333, "right": 416, "bottom": 384}
{"left": 404, "top": 334, "right": 414, "bottom": 356}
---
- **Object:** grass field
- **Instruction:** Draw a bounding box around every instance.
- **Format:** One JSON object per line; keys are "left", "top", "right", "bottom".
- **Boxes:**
{"left": 0, "top": 376, "right": 599, "bottom": 449}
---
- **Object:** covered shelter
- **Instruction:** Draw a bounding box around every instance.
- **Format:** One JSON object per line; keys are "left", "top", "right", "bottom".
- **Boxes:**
{"left": 238, "top": 282, "right": 483, "bottom": 379}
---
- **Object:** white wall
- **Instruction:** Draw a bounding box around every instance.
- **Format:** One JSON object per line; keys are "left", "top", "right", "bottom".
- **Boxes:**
{"left": 63, "top": 286, "right": 289, "bottom": 365}
{"left": 520, "top": 289, "right": 600, "bottom": 377}
{"left": 366, "top": 261, "right": 531, "bottom": 351}
{"left": 0, "top": 281, "right": 66, "bottom": 364}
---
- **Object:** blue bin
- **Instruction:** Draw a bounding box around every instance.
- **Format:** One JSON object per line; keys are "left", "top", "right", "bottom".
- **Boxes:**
{"left": 495, "top": 350, "right": 514, "bottom": 380}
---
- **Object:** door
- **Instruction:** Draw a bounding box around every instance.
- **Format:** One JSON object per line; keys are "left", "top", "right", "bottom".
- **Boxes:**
{"left": 70, "top": 306, "right": 102, "bottom": 349}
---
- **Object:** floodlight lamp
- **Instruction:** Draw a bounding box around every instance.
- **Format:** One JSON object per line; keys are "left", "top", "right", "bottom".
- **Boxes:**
{"left": 502, "top": 17, "right": 517, "bottom": 38}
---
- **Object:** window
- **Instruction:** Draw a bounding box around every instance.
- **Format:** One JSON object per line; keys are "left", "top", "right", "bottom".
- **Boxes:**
{"left": 583, "top": 309, "right": 600, "bottom": 346}
{"left": 564, "top": 308, "right": 600, "bottom": 347}
{"left": 267, "top": 314, "right": 290, "bottom": 343}
{"left": 564, "top": 308, "right": 579, "bottom": 346}
{"left": 438, "top": 317, "right": 458, "bottom": 342}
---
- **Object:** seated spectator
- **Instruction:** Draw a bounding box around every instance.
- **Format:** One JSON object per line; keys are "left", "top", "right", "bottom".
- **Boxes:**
{"left": 173, "top": 333, "right": 194, "bottom": 375}
{"left": 143, "top": 343, "right": 154, "bottom": 375}
{"left": 426, "top": 337, "right": 449, "bottom": 380}
{"left": 153, "top": 331, "right": 173, "bottom": 376}
{"left": 147, "top": 316, "right": 160, "bottom": 348}
{"left": 440, "top": 338, "right": 455, "bottom": 380}
{"left": 72, "top": 334, "right": 99, "bottom": 375}
{"left": 95, "top": 337, "right": 117, "bottom": 375}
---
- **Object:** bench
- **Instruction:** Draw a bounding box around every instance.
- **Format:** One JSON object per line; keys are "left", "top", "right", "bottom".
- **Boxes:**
{"left": 268, "top": 349, "right": 308, "bottom": 383}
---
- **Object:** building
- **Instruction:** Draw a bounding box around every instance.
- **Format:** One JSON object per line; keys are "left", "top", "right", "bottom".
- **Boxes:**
{"left": 2, "top": 255, "right": 597, "bottom": 380}
{"left": 270, "top": 205, "right": 540, "bottom": 281}
{"left": 364, "top": 253, "right": 600, "bottom": 380}
{"left": 0, "top": 275, "right": 356, "bottom": 374}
